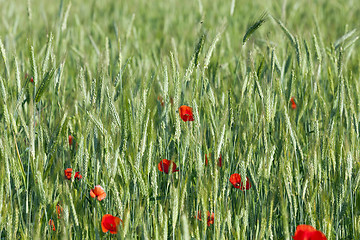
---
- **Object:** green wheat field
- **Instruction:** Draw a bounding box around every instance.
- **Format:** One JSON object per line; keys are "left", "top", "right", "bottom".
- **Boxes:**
{"left": 0, "top": 0, "right": 360, "bottom": 239}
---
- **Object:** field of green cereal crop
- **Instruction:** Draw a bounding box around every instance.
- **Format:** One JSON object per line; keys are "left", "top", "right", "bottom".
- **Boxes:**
{"left": 0, "top": 0, "right": 360, "bottom": 239}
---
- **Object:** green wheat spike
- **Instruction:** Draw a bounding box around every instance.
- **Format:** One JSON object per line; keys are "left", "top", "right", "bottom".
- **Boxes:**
{"left": 61, "top": 2, "right": 71, "bottom": 31}
{"left": 87, "top": 110, "right": 108, "bottom": 136}
{"left": 35, "top": 68, "right": 55, "bottom": 102}
{"left": 44, "top": 112, "right": 68, "bottom": 177}
{"left": 256, "top": 56, "right": 265, "bottom": 78}
{"left": 276, "top": 18, "right": 296, "bottom": 47}
{"left": 0, "top": 38, "right": 9, "bottom": 79}
{"left": 106, "top": 88, "right": 121, "bottom": 129}
{"left": 243, "top": 12, "right": 268, "bottom": 44}
{"left": 204, "top": 31, "right": 222, "bottom": 69}
{"left": 295, "top": 37, "right": 302, "bottom": 67}
{"left": 303, "top": 39, "right": 314, "bottom": 74}
{"left": 194, "top": 33, "right": 206, "bottom": 67}
{"left": 334, "top": 29, "right": 357, "bottom": 49}
{"left": 15, "top": 58, "right": 21, "bottom": 96}
{"left": 0, "top": 75, "right": 7, "bottom": 104}
{"left": 313, "top": 34, "right": 322, "bottom": 63}
{"left": 29, "top": 45, "right": 38, "bottom": 88}
{"left": 41, "top": 33, "right": 53, "bottom": 77}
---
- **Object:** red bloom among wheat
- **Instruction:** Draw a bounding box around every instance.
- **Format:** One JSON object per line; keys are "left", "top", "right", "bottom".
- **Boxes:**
{"left": 158, "top": 159, "right": 179, "bottom": 174}
{"left": 64, "top": 168, "right": 82, "bottom": 180}
{"left": 49, "top": 219, "right": 56, "bottom": 231}
{"left": 229, "top": 173, "right": 251, "bottom": 190}
{"left": 292, "top": 225, "right": 327, "bottom": 240}
{"left": 90, "top": 185, "right": 107, "bottom": 201}
{"left": 56, "top": 203, "right": 63, "bottom": 219}
{"left": 179, "top": 105, "right": 194, "bottom": 122}
{"left": 196, "top": 211, "right": 214, "bottom": 226}
{"left": 101, "top": 214, "right": 123, "bottom": 234}
{"left": 68, "top": 135, "right": 74, "bottom": 146}
{"left": 205, "top": 154, "right": 222, "bottom": 167}
{"left": 290, "top": 97, "right": 297, "bottom": 109}
{"left": 217, "top": 154, "right": 222, "bottom": 167}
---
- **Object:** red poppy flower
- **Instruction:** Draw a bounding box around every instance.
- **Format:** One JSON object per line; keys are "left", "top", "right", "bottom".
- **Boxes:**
{"left": 64, "top": 168, "right": 72, "bottom": 180}
{"left": 74, "top": 171, "right": 82, "bottom": 179}
{"left": 64, "top": 168, "right": 82, "bottom": 180}
{"left": 157, "top": 159, "right": 179, "bottom": 174}
{"left": 207, "top": 212, "right": 214, "bottom": 226}
{"left": 205, "top": 154, "right": 208, "bottom": 166}
{"left": 69, "top": 135, "right": 74, "bottom": 146}
{"left": 90, "top": 185, "right": 107, "bottom": 201}
{"left": 291, "top": 97, "right": 296, "bottom": 109}
{"left": 229, "top": 173, "right": 251, "bottom": 190}
{"left": 101, "top": 214, "right": 123, "bottom": 234}
{"left": 179, "top": 105, "right": 194, "bottom": 122}
{"left": 292, "top": 225, "right": 327, "bottom": 240}
{"left": 56, "top": 203, "right": 63, "bottom": 219}
{"left": 49, "top": 219, "right": 56, "bottom": 231}
{"left": 196, "top": 211, "right": 214, "bottom": 226}
{"left": 30, "top": 77, "right": 34, "bottom": 83}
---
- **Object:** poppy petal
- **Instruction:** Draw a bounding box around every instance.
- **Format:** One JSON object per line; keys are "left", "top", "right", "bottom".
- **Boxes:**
{"left": 291, "top": 97, "right": 297, "bottom": 109}
{"left": 217, "top": 155, "right": 222, "bottom": 167}
{"left": 97, "top": 192, "right": 107, "bottom": 201}
{"left": 74, "top": 172, "right": 82, "bottom": 179}
{"left": 90, "top": 189, "right": 96, "bottom": 198}
{"left": 101, "top": 214, "right": 122, "bottom": 234}
{"left": 292, "top": 224, "right": 327, "bottom": 240}
{"left": 101, "top": 215, "right": 110, "bottom": 233}
{"left": 90, "top": 185, "right": 106, "bottom": 201}
{"left": 179, "top": 105, "right": 194, "bottom": 122}
{"left": 158, "top": 159, "right": 178, "bottom": 174}
{"left": 69, "top": 135, "right": 73, "bottom": 146}
{"left": 229, "top": 173, "right": 251, "bottom": 190}
{"left": 64, "top": 168, "right": 72, "bottom": 180}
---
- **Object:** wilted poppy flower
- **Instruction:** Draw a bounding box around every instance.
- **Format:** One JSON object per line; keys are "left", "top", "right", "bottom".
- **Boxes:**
{"left": 158, "top": 159, "right": 179, "bottom": 174}
{"left": 64, "top": 168, "right": 82, "bottom": 180}
{"left": 292, "top": 225, "right": 327, "bottom": 240}
{"left": 69, "top": 135, "right": 74, "bottom": 146}
{"left": 229, "top": 173, "right": 251, "bottom": 190}
{"left": 101, "top": 214, "right": 123, "bottom": 234}
{"left": 157, "top": 96, "right": 165, "bottom": 107}
{"left": 90, "top": 185, "right": 107, "bottom": 201}
{"left": 169, "top": 97, "right": 174, "bottom": 106}
{"left": 196, "top": 211, "right": 214, "bottom": 226}
{"left": 49, "top": 219, "right": 56, "bottom": 231}
{"left": 290, "top": 97, "right": 296, "bottom": 109}
{"left": 56, "top": 203, "right": 63, "bottom": 219}
{"left": 179, "top": 105, "right": 194, "bottom": 122}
